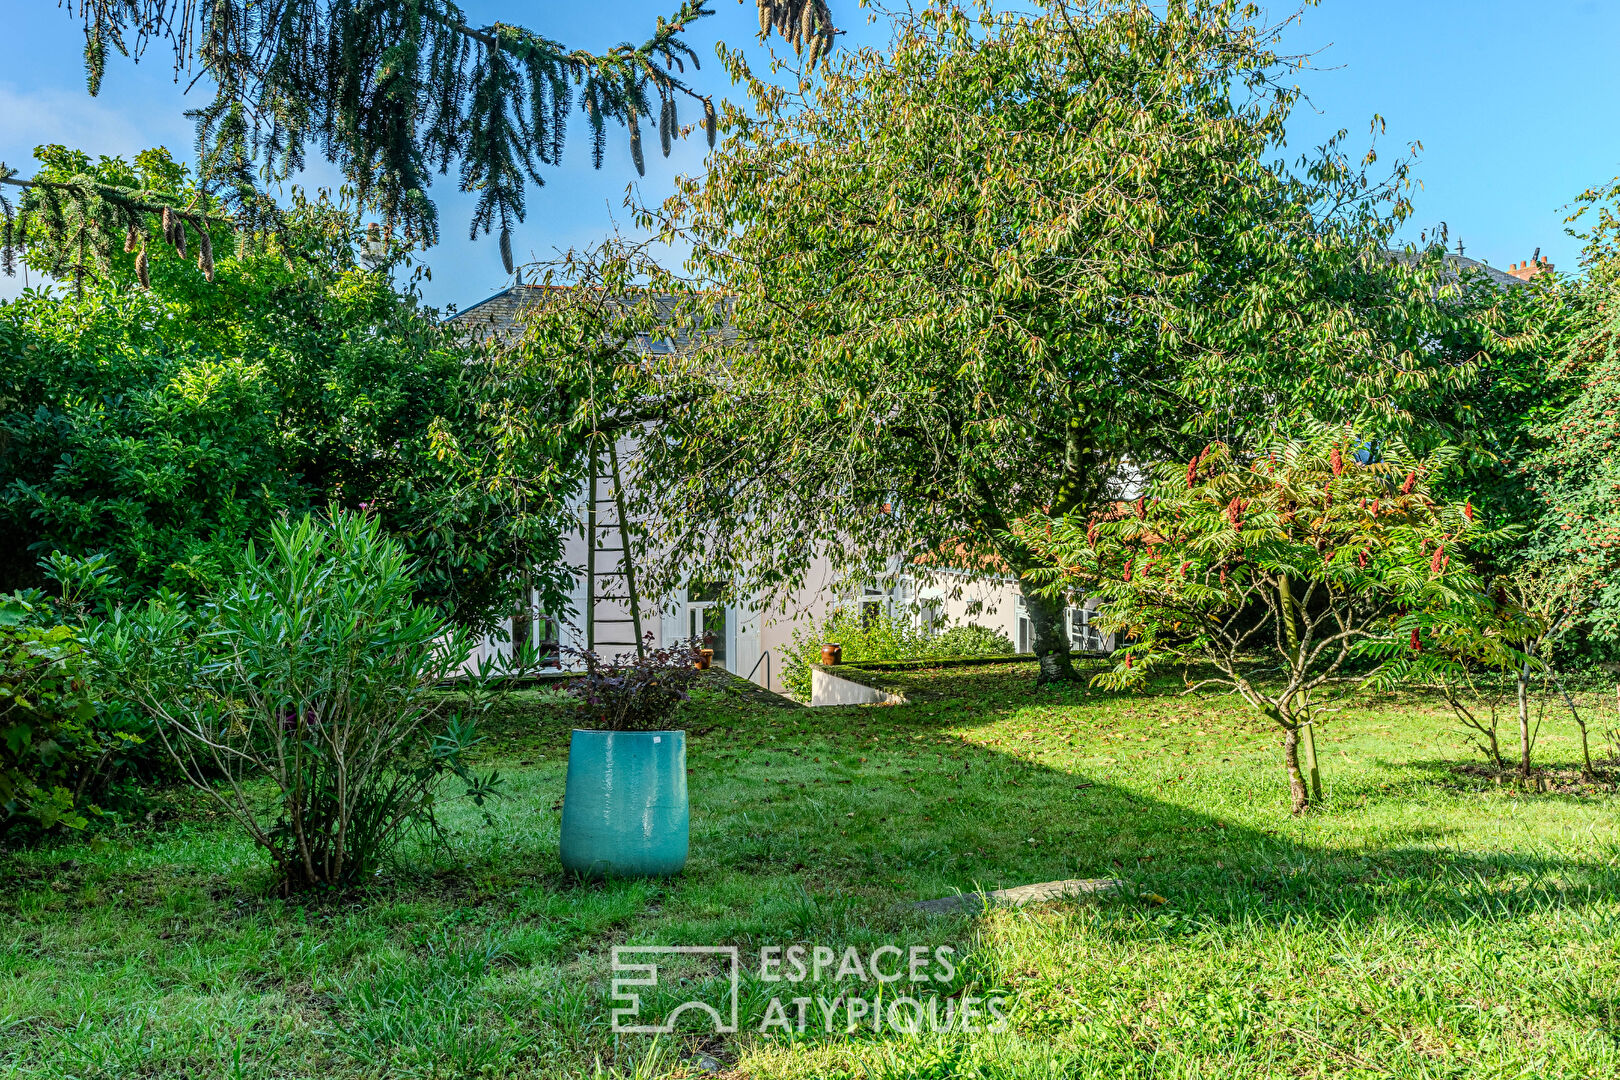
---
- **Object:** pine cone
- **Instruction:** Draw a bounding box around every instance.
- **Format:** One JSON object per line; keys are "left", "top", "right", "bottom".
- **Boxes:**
{"left": 197, "top": 229, "right": 215, "bottom": 282}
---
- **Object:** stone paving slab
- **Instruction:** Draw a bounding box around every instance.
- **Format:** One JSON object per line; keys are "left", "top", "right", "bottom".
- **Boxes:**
{"left": 912, "top": 877, "right": 1127, "bottom": 914}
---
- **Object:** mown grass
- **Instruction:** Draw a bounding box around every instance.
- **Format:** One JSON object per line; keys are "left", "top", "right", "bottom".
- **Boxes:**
{"left": 2, "top": 663, "right": 1618, "bottom": 1078}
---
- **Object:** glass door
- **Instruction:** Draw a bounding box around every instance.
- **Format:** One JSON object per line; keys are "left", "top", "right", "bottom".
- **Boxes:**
{"left": 687, "top": 582, "right": 728, "bottom": 669}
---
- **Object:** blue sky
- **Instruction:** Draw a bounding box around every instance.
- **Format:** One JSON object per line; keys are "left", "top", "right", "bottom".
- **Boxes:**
{"left": 3, "top": 1, "right": 1618, "bottom": 309}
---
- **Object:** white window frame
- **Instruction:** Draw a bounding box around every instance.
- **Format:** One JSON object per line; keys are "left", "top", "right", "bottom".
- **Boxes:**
{"left": 1067, "top": 604, "right": 1105, "bottom": 653}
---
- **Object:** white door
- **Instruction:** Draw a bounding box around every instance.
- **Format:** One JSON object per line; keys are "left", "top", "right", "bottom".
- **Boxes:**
{"left": 733, "top": 593, "right": 762, "bottom": 686}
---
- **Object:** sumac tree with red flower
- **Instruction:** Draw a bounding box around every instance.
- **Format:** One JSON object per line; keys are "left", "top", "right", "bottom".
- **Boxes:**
{"left": 1021, "top": 424, "right": 1519, "bottom": 813}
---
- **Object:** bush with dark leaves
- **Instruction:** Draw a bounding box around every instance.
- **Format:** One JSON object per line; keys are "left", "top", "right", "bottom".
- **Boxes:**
{"left": 566, "top": 637, "right": 704, "bottom": 731}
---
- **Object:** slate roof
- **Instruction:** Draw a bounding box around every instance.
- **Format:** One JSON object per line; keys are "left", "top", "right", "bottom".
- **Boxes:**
{"left": 1448, "top": 254, "right": 1526, "bottom": 289}
{"left": 447, "top": 284, "right": 733, "bottom": 353}
{"left": 1387, "top": 250, "right": 1528, "bottom": 290}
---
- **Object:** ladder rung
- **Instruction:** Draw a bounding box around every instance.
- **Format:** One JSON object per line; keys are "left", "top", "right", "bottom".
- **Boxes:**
{"left": 594, "top": 618, "right": 638, "bottom": 624}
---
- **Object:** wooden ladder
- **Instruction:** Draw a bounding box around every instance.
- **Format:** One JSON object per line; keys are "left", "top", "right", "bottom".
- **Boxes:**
{"left": 584, "top": 435, "right": 646, "bottom": 657}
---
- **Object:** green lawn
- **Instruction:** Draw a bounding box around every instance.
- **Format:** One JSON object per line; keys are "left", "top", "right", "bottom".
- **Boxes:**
{"left": 3, "top": 663, "right": 1618, "bottom": 1078}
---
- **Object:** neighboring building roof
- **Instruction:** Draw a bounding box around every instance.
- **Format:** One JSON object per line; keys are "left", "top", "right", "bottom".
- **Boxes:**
{"left": 1385, "top": 250, "right": 1540, "bottom": 290}
{"left": 447, "top": 284, "right": 733, "bottom": 352}
{"left": 1446, "top": 253, "right": 1532, "bottom": 289}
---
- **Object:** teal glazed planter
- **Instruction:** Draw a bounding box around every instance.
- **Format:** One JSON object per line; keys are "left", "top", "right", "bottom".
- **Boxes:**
{"left": 559, "top": 729, "right": 689, "bottom": 879}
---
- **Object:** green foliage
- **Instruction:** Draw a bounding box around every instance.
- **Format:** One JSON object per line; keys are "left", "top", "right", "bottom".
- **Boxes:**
{"left": 780, "top": 609, "right": 1011, "bottom": 698}
{"left": 1023, "top": 424, "right": 1520, "bottom": 810}
{"left": 639, "top": 0, "right": 1479, "bottom": 682}
{"left": 0, "top": 591, "right": 149, "bottom": 834}
{"left": 0, "top": 144, "right": 236, "bottom": 288}
{"left": 91, "top": 509, "right": 501, "bottom": 889}
{"left": 1, "top": 156, "right": 581, "bottom": 631}
{"left": 1398, "top": 265, "right": 1562, "bottom": 569}
{"left": 931, "top": 622, "right": 1015, "bottom": 659}
{"left": 30, "top": 0, "right": 834, "bottom": 269}
{"left": 1523, "top": 180, "right": 1620, "bottom": 649}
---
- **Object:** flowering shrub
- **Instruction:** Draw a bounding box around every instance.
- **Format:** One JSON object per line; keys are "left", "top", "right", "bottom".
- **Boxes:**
{"left": 566, "top": 637, "right": 704, "bottom": 731}
{"left": 1022, "top": 424, "right": 1524, "bottom": 813}
{"left": 92, "top": 509, "right": 500, "bottom": 891}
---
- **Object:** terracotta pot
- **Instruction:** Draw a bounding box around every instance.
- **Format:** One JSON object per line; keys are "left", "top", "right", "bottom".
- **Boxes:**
{"left": 695, "top": 648, "right": 714, "bottom": 670}
{"left": 821, "top": 643, "right": 843, "bottom": 665}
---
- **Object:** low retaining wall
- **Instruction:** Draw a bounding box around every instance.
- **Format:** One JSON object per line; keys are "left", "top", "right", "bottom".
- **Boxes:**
{"left": 809, "top": 665, "right": 908, "bottom": 707}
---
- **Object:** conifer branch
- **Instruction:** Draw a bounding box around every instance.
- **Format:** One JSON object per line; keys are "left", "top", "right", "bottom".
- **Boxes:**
{"left": 1, "top": 161, "right": 243, "bottom": 288}
{"left": 57, "top": 0, "right": 833, "bottom": 269}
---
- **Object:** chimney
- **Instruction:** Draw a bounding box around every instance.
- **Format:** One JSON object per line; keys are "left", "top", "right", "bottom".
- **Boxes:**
{"left": 1506, "top": 254, "right": 1552, "bottom": 281}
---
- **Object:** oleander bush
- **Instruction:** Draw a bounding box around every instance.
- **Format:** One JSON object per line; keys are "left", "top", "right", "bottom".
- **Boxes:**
{"left": 93, "top": 509, "right": 502, "bottom": 890}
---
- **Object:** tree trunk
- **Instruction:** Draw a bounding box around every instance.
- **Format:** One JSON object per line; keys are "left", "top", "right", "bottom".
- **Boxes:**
{"left": 1517, "top": 661, "right": 1532, "bottom": 778}
{"left": 1278, "top": 576, "right": 1301, "bottom": 660}
{"left": 1020, "top": 581, "right": 1076, "bottom": 684}
{"left": 1284, "top": 726, "right": 1310, "bottom": 814}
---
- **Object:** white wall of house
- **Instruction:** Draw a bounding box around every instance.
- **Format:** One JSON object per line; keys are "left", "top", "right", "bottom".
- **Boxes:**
{"left": 461, "top": 548, "right": 1111, "bottom": 697}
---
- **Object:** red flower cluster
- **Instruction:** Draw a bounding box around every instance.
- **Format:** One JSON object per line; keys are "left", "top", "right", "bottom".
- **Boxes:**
{"left": 1330, "top": 447, "right": 1344, "bottom": 476}
{"left": 1226, "top": 496, "right": 1246, "bottom": 529}
{"left": 1410, "top": 628, "right": 1422, "bottom": 653}
{"left": 1401, "top": 471, "right": 1417, "bottom": 495}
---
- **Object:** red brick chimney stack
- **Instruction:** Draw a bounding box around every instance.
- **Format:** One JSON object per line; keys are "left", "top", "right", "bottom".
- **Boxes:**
{"left": 1506, "top": 254, "right": 1552, "bottom": 281}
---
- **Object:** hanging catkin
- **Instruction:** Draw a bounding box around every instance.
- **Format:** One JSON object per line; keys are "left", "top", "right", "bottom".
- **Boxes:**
{"left": 703, "top": 98, "right": 717, "bottom": 148}
{"left": 124, "top": 223, "right": 138, "bottom": 253}
{"left": 135, "top": 236, "right": 150, "bottom": 289}
{"left": 499, "top": 227, "right": 513, "bottom": 275}
{"left": 659, "top": 96, "right": 674, "bottom": 158}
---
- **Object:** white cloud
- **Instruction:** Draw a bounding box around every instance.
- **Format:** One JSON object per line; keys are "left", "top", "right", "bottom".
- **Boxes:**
{"left": 0, "top": 81, "right": 195, "bottom": 166}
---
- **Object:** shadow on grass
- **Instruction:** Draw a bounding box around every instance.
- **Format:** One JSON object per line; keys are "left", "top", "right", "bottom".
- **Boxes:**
{"left": 6, "top": 662, "right": 1619, "bottom": 1079}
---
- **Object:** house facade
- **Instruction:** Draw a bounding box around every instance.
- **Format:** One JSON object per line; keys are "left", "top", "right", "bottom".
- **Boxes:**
{"left": 450, "top": 284, "right": 1113, "bottom": 696}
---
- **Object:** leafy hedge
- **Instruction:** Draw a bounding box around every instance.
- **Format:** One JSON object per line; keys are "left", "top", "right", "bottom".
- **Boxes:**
{"left": 780, "top": 609, "right": 1013, "bottom": 699}
{"left": 0, "top": 601, "right": 147, "bottom": 833}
